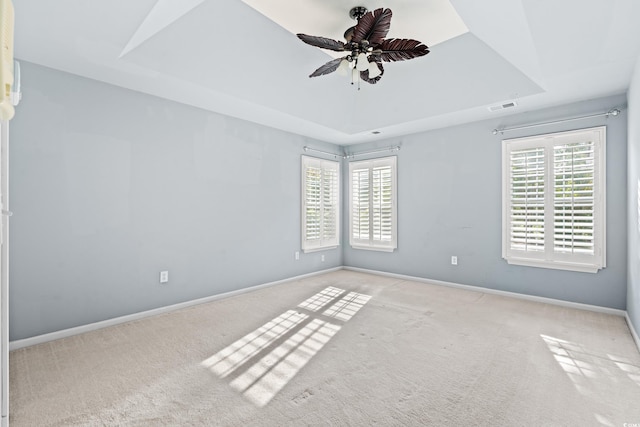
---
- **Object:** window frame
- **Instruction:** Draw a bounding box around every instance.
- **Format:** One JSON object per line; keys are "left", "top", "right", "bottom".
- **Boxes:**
{"left": 301, "top": 155, "right": 340, "bottom": 253}
{"left": 348, "top": 156, "right": 397, "bottom": 252}
{"left": 501, "top": 126, "right": 606, "bottom": 273}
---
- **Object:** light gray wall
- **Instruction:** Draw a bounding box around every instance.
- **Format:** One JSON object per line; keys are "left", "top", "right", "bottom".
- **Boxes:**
{"left": 9, "top": 62, "right": 341, "bottom": 341}
{"left": 628, "top": 55, "right": 640, "bottom": 334}
{"left": 9, "top": 61, "right": 633, "bottom": 341}
{"left": 343, "top": 94, "right": 628, "bottom": 310}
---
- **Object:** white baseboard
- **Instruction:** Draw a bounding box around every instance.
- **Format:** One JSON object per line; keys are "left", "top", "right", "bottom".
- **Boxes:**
{"left": 343, "top": 266, "right": 627, "bottom": 317}
{"left": 9, "top": 267, "right": 342, "bottom": 351}
{"left": 626, "top": 313, "right": 640, "bottom": 354}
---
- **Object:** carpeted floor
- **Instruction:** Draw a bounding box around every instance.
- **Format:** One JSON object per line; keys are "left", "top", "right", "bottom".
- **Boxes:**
{"left": 9, "top": 270, "right": 640, "bottom": 426}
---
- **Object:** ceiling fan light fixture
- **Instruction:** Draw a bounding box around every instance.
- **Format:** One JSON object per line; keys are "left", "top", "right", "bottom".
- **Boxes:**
{"left": 368, "top": 62, "right": 382, "bottom": 78}
{"left": 356, "top": 53, "right": 369, "bottom": 71}
{"left": 337, "top": 59, "right": 351, "bottom": 76}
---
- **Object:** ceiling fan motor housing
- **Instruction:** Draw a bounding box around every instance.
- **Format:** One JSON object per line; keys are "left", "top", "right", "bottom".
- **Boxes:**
{"left": 349, "top": 6, "right": 368, "bottom": 20}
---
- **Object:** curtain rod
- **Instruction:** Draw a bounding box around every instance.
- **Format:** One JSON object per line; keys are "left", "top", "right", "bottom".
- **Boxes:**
{"left": 302, "top": 146, "right": 344, "bottom": 159}
{"left": 303, "top": 145, "right": 401, "bottom": 159}
{"left": 492, "top": 108, "right": 621, "bottom": 135}
{"left": 345, "top": 145, "right": 400, "bottom": 159}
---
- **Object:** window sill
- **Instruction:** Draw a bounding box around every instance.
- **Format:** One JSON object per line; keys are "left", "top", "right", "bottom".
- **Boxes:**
{"left": 302, "top": 245, "right": 339, "bottom": 254}
{"left": 350, "top": 245, "right": 396, "bottom": 253}
{"left": 504, "top": 257, "right": 603, "bottom": 274}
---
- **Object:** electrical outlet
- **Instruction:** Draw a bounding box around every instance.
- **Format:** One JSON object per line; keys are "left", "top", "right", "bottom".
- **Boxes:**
{"left": 295, "top": 251, "right": 300, "bottom": 260}
{"left": 321, "top": 254, "right": 325, "bottom": 262}
{"left": 451, "top": 256, "right": 458, "bottom": 265}
{"left": 160, "top": 270, "right": 169, "bottom": 283}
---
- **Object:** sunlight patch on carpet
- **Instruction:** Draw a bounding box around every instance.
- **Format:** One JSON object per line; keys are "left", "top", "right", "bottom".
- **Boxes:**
{"left": 298, "top": 286, "right": 345, "bottom": 312}
{"left": 202, "top": 310, "right": 308, "bottom": 378}
{"left": 593, "top": 413, "right": 615, "bottom": 427}
{"left": 230, "top": 319, "right": 341, "bottom": 406}
{"left": 607, "top": 354, "right": 640, "bottom": 387}
{"left": 323, "top": 292, "right": 372, "bottom": 322}
{"left": 541, "top": 334, "right": 640, "bottom": 394}
{"left": 203, "top": 286, "right": 372, "bottom": 406}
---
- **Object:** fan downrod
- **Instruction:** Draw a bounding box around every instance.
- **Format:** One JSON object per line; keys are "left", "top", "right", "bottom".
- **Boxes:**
{"left": 349, "top": 6, "right": 368, "bottom": 20}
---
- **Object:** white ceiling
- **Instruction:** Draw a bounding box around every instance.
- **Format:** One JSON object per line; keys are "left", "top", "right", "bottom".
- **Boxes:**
{"left": 240, "top": 0, "right": 468, "bottom": 48}
{"left": 13, "top": 0, "right": 640, "bottom": 145}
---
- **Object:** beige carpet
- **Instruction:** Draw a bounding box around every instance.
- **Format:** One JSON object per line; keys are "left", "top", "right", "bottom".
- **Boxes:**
{"left": 9, "top": 270, "right": 640, "bottom": 426}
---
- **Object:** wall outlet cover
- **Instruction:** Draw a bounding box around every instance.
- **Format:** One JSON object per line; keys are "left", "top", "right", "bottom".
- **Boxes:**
{"left": 160, "top": 270, "right": 169, "bottom": 283}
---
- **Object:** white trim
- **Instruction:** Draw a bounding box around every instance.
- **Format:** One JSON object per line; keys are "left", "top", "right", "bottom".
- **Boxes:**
{"left": 349, "top": 245, "right": 395, "bottom": 253}
{"left": 504, "top": 258, "right": 600, "bottom": 273}
{"left": 9, "top": 267, "right": 341, "bottom": 351}
{"left": 301, "top": 245, "right": 338, "bottom": 254}
{"left": 1, "top": 120, "right": 9, "bottom": 423}
{"left": 626, "top": 313, "right": 640, "bottom": 354}
{"left": 342, "top": 266, "right": 626, "bottom": 317}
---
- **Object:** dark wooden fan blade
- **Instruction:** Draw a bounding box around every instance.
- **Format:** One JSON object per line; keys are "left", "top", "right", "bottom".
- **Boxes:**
{"left": 379, "top": 38, "right": 429, "bottom": 62}
{"left": 309, "top": 57, "right": 344, "bottom": 78}
{"left": 352, "top": 8, "right": 392, "bottom": 45}
{"left": 297, "top": 34, "right": 346, "bottom": 52}
{"left": 360, "top": 63, "right": 384, "bottom": 84}
{"left": 344, "top": 26, "right": 356, "bottom": 43}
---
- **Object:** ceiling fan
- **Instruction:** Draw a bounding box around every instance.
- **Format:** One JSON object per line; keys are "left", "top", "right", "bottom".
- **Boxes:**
{"left": 297, "top": 7, "right": 430, "bottom": 87}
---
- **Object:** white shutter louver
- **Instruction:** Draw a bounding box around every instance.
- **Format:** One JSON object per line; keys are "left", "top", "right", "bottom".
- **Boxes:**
{"left": 301, "top": 156, "right": 340, "bottom": 252}
{"left": 509, "top": 147, "right": 545, "bottom": 253}
{"left": 351, "top": 167, "right": 370, "bottom": 241}
{"left": 305, "top": 166, "right": 321, "bottom": 242}
{"left": 322, "top": 166, "right": 339, "bottom": 242}
{"left": 372, "top": 165, "right": 393, "bottom": 242}
{"left": 553, "top": 141, "right": 595, "bottom": 255}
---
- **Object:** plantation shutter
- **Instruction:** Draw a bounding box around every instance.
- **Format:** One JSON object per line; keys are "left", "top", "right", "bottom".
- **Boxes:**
{"left": 349, "top": 156, "right": 397, "bottom": 251}
{"left": 301, "top": 156, "right": 339, "bottom": 252}
{"left": 322, "top": 164, "right": 339, "bottom": 243}
{"left": 372, "top": 164, "right": 393, "bottom": 242}
{"left": 509, "top": 146, "right": 545, "bottom": 254}
{"left": 351, "top": 166, "right": 370, "bottom": 241}
{"left": 502, "top": 127, "right": 605, "bottom": 273}
{"left": 553, "top": 141, "right": 595, "bottom": 256}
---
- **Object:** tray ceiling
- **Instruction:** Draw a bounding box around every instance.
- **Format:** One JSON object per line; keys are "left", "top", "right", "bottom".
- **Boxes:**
{"left": 13, "top": 0, "right": 640, "bottom": 145}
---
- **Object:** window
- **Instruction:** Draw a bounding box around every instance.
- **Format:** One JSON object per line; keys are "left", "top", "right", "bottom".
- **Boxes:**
{"left": 301, "top": 156, "right": 340, "bottom": 252}
{"left": 502, "top": 126, "right": 606, "bottom": 273}
{"left": 349, "top": 156, "right": 397, "bottom": 252}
